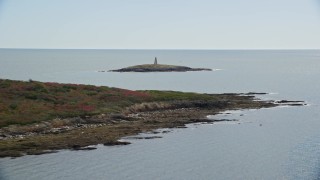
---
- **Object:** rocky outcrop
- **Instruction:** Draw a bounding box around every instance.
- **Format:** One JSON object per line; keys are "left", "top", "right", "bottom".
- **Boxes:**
{"left": 108, "top": 64, "right": 212, "bottom": 72}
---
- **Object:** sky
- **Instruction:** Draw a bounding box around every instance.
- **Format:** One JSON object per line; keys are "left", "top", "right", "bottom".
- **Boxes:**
{"left": 0, "top": 0, "right": 319, "bottom": 49}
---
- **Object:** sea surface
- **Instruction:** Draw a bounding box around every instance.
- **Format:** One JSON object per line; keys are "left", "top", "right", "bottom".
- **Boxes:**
{"left": 0, "top": 49, "right": 320, "bottom": 180}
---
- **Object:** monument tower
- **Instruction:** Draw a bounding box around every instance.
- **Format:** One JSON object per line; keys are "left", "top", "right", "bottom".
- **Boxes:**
{"left": 154, "top": 57, "right": 158, "bottom": 65}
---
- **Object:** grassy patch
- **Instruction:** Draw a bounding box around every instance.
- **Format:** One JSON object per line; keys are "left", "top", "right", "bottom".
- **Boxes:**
{"left": 0, "top": 79, "right": 152, "bottom": 127}
{"left": 127, "top": 64, "right": 184, "bottom": 69}
{"left": 0, "top": 79, "right": 221, "bottom": 127}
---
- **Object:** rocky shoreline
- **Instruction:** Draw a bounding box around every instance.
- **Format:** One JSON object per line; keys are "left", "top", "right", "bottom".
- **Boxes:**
{"left": 0, "top": 95, "right": 305, "bottom": 158}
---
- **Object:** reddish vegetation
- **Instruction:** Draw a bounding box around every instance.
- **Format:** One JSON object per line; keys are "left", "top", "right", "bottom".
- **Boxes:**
{"left": 118, "top": 89, "right": 151, "bottom": 98}
{"left": 0, "top": 79, "right": 151, "bottom": 127}
{"left": 79, "top": 104, "right": 96, "bottom": 112}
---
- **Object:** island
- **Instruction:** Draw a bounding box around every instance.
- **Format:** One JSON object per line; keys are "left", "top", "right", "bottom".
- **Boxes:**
{"left": 108, "top": 57, "right": 212, "bottom": 72}
{"left": 0, "top": 79, "right": 304, "bottom": 157}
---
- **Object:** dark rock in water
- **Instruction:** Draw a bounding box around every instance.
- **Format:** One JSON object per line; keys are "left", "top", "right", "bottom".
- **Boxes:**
{"left": 212, "top": 119, "right": 238, "bottom": 122}
{"left": 244, "top": 92, "right": 268, "bottom": 95}
{"left": 289, "top": 104, "right": 305, "bottom": 106}
{"left": 276, "top": 100, "right": 304, "bottom": 103}
{"left": 275, "top": 100, "right": 306, "bottom": 106}
{"left": 162, "top": 130, "right": 171, "bottom": 133}
{"left": 176, "top": 126, "right": 187, "bottom": 128}
{"left": 189, "top": 118, "right": 213, "bottom": 123}
{"left": 143, "top": 136, "right": 162, "bottom": 139}
{"left": 149, "top": 131, "right": 160, "bottom": 134}
{"left": 127, "top": 136, "right": 162, "bottom": 140}
{"left": 127, "top": 137, "right": 144, "bottom": 140}
{"left": 103, "top": 141, "right": 131, "bottom": 146}
{"left": 32, "top": 150, "right": 59, "bottom": 155}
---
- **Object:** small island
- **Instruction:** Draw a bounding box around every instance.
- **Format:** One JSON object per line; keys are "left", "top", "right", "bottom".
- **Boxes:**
{"left": 108, "top": 57, "right": 212, "bottom": 72}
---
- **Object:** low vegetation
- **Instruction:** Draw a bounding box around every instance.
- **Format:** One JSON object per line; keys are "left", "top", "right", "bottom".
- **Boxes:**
{"left": 0, "top": 79, "right": 152, "bottom": 127}
{"left": 128, "top": 64, "right": 183, "bottom": 69}
{"left": 0, "top": 79, "right": 237, "bottom": 128}
{"left": 0, "top": 79, "right": 290, "bottom": 157}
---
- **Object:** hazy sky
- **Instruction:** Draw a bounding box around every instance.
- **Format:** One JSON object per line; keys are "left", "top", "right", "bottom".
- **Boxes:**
{"left": 0, "top": 0, "right": 320, "bottom": 49}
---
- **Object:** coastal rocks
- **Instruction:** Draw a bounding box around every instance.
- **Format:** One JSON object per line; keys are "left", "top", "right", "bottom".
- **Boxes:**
{"left": 161, "top": 130, "right": 171, "bottom": 133}
{"left": 103, "top": 141, "right": 131, "bottom": 146}
{"left": 32, "top": 150, "right": 59, "bottom": 155}
{"left": 275, "top": 100, "right": 306, "bottom": 106}
{"left": 211, "top": 119, "right": 238, "bottom": 122}
{"left": 126, "top": 136, "right": 162, "bottom": 140}
{"left": 243, "top": 92, "right": 268, "bottom": 95}
{"left": 124, "top": 100, "right": 231, "bottom": 114}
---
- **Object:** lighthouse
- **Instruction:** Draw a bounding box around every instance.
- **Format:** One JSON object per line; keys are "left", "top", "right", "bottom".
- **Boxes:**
{"left": 154, "top": 57, "right": 158, "bottom": 65}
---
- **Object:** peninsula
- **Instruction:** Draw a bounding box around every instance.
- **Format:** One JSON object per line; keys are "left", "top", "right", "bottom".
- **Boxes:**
{"left": 0, "top": 79, "right": 304, "bottom": 157}
{"left": 109, "top": 57, "right": 212, "bottom": 72}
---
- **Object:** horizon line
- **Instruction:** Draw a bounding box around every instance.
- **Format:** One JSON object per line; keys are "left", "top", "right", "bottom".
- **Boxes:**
{"left": 1, "top": 48, "right": 320, "bottom": 51}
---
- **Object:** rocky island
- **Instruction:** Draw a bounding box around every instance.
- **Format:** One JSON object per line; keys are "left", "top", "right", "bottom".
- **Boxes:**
{"left": 0, "top": 79, "right": 304, "bottom": 157}
{"left": 108, "top": 57, "right": 212, "bottom": 72}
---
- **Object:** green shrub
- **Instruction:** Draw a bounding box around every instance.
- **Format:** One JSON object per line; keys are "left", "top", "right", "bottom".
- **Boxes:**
{"left": 24, "top": 93, "right": 38, "bottom": 100}
{"left": 9, "top": 104, "right": 18, "bottom": 110}
{"left": 0, "top": 80, "right": 11, "bottom": 88}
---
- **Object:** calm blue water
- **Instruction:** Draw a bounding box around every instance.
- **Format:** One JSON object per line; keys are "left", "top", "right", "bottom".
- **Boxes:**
{"left": 0, "top": 49, "right": 320, "bottom": 180}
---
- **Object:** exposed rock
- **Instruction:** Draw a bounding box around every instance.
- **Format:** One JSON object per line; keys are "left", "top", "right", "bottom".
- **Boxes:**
{"left": 103, "top": 141, "right": 131, "bottom": 146}
{"left": 32, "top": 150, "right": 59, "bottom": 155}
{"left": 275, "top": 100, "right": 305, "bottom": 106}
{"left": 243, "top": 92, "right": 268, "bottom": 95}
{"left": 143, "top": 136, "right": 162, "bottom": 139}
{"left": 276, "top": 100, "right": 304, "bottom": 103}
{"left": 161, "top": 130, "right": 171, "bottom": 133}
{"left": 127, "top": 136, "right": 162, "bottom": 140}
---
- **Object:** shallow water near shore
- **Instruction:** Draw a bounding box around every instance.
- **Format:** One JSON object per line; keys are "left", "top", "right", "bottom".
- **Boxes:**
{"left": 1, "top": 49, "right": 320, "bottom": 179}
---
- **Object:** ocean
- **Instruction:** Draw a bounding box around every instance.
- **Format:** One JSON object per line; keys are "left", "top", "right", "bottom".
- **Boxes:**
{"left": 0, "top": 49, "right": 320, "bottom": 179}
